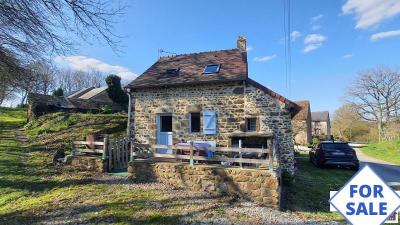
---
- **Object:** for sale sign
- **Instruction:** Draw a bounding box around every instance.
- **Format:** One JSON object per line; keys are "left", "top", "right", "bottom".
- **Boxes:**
{"left": 329, "top": 165, "right": 400, "bottom": 225}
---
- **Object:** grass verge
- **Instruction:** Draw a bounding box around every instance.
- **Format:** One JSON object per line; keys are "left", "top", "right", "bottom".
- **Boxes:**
{"left": 362, "top": 140, "right": 400, "bottom": 165}
{"left": 283, "top": 158, "right": 356, "bottom": 221}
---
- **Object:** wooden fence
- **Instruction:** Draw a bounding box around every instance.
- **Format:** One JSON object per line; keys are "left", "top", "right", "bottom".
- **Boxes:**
{"left": 72, "top": 136, "right": 130, "bottom": 171}
{"left": 133, "top": 141, "right": 277, "bottom": 171}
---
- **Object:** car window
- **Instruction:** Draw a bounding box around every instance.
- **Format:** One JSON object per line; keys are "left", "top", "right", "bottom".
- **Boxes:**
{"left": 321, "top": 143, "right": 351, "bottom": 151}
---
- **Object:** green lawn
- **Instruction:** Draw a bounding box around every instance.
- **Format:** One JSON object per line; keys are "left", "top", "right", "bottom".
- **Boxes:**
{"left": 283, "top": 158, "right": 356, "bottom": 221}
{"left": 362, "top": 140, "right": 400, "bottom": 165}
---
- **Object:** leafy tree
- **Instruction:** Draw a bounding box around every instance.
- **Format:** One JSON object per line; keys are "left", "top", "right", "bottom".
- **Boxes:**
{"left": 105, "top": 75, "right": 128, "bottom": 107}
{"left": 52, "top": 88, "right": 64, "bottom": 97}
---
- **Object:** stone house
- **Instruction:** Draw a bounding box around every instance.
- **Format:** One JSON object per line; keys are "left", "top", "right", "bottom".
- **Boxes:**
{"left": 126, "top": 37, "right": 300, "bottom": 174}
{"left": 311, "top": 111, "right": 331, "bottom": 138}
{"left": 292, "top": 100, "right": 312, "bottom": 145}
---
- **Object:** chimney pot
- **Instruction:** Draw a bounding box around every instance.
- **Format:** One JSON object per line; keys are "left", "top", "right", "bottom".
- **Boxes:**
{"left": 237, "top": 36, "right": 247, "bottom": 52}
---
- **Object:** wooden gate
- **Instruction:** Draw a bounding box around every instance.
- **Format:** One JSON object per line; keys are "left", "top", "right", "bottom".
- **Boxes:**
{"left": 105, "top": 136, "right": 130, "bottom": 171}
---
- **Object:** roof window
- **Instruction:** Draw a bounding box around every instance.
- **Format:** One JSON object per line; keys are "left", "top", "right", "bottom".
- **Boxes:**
{"left": 203, "top": 64, "right": 220, "bottom": 74}
{"left": 164, "top": 68, "right": 180, "bottom": 77}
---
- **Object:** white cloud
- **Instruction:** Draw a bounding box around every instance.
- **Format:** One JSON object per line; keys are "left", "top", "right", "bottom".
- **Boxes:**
{"left": 342, "top": 0, "right": 400, "bottom": 29}
{"left": 311, "top": 14, "right": 324, "bottom": 24}
{"left": 342, "top": 54, "right": 354, "bottom": 59}
{"left": 290, "top": 31, "right": 301, "bottom": 41}
{"left": 253, "top": 54, "right": 277, "bottom": 62}
{"left": 303, "top": 34, "right": 327, "bottom": 53}
{"left": 303, "top": 44, "right": 322, "bottom": 53}
{"left": 246, "top": 45, "right": 254, "bottom": 51}
{"left": 55, "top": 55, "right": 137, "bottom": 81}
{"left": 370, "top": 30, "right": 400, "bottom": 41}
{"left": 304, "top": 34, "right": 327, "bottom": 44}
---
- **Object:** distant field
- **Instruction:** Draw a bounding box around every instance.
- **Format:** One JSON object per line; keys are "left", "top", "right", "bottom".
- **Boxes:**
{"left": 362, "top": 140, "right": 400, "bottom": 165}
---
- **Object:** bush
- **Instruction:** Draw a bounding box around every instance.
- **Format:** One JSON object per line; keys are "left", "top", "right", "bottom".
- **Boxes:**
{"left": 52, "top": 88, "right": 64, "bottom": 96}
{"left": 105, "top": 75, "right": 128, "bottom": 107}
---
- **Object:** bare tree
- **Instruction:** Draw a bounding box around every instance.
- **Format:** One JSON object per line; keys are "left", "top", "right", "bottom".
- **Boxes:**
{"left": 0, "top": 0, "right": 124, "bottom": 62}
{"left": 332, "top": 104, "right": 369, "bottom": 142}
{"left": 56, "top": 68, "right": 106, "bottom": 94}
{"left": 347, "top": 67, "right": 400, "bottom": 142}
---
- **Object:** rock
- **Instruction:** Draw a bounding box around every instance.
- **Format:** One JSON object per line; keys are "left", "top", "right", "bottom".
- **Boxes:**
{"left": 52, "top": 148, "right": 65, "bottom": 163}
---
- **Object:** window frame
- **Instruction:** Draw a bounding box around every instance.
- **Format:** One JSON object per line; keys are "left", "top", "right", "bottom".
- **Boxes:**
{"left": 164, "top": 68, "right": 180, "bottom": 77}
{"left": 245, "top": 117, "right": 257, "bottom": 132}
{"left": 189, "top": 112, "right": 201, "bottom": 133}
{"left": 203, "top": 64, "right": 221, "bottom": 74}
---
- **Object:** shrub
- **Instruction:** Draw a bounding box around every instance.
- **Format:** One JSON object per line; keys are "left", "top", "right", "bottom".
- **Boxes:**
{"left": 105, "top": 75, "right": 128, "bottom": 107}
{"left": 52, "top": 88, "right": 64, "bottom": 96}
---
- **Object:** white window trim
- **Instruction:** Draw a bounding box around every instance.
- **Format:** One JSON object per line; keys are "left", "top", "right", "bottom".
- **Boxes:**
{"left": 203, "top": 64, "right": 221, "bottom": 74}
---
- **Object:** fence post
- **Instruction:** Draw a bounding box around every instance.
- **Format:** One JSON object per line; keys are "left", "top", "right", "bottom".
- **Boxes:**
{"left": 189, "top": 141, "right": 194, "bottom": 167}
{"left": 130, "top": 138, "right": 134, "bottom": 162}
{"left": 269, "top": 139, "right": 274, "bottom": 172}
{"left": 103, "top": 135, "right": 109, "bottom": 172}
{"left": 239, "top": 139, "right": 243, "bottom": 169}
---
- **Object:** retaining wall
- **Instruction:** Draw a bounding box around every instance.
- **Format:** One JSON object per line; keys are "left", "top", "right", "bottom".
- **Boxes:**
{"left": 128, "top": 160, "right": 280, "bottom": 208}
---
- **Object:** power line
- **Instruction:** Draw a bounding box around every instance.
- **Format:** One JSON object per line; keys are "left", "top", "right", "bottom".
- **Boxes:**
{"left": 283, "top": 0, "right": 292, "bottom": 93}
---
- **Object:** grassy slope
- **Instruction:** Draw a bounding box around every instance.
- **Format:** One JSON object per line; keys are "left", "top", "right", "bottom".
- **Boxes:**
{"left": 25, "top": 112, "right": 127, "bottom": 149}
{"left": 284, "top": 158, "right": 355, "bottom": 221}
{"left": 362, "top": 140, "right": 400, "bottom": 165}
{"left": 0, "top": 108, "right": 178, "bottom": 224}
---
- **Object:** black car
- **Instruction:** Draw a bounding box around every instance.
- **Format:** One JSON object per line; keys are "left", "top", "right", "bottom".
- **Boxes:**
{"left": 309, "top": 141, "right": 359, "bottom": 170}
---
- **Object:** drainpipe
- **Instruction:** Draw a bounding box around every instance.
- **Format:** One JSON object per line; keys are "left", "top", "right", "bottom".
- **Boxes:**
{"left": 126, "top": 87, "right": 132, "bottom": 137}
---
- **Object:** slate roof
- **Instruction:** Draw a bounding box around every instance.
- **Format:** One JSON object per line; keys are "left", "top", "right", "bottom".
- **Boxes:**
{"left": 127, "top": 47, "right": 300, "bottom": 115}
{"left": 67, "top": 87, "right": 95, "bottom": 98}
{"left": 28, "top": 93, "right": 101, "bottom": 110}
{"left": 78, "top": 87, "right": 108, "bottom": 99}
{"left": 292, "top": 100, "right": 310, "bottom": 121}
{"left": 311, "top": 111, "right": 330, "bottom": 122}
{"left": 127, "top": 49, "right": 248, "bottom": 88}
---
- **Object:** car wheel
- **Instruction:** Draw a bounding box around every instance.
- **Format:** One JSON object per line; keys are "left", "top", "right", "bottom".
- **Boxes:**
{"left": 351, "top": 164, "right": 359, "bottom": 171}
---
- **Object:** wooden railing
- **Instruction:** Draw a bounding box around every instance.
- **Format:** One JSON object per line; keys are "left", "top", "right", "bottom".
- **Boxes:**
{"left": 72, "top": 140, "right": 106, "bottom": 154}
{"left": 133, "top": 142, "right": 277, "bottom": 171}
{"left": 72, "top": 136, "right": 130, "bottom": 171}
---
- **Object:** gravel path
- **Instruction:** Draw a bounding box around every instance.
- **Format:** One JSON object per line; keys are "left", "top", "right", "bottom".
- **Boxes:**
{"left": 90, "top": 175, "right": 343, "bottom": 225}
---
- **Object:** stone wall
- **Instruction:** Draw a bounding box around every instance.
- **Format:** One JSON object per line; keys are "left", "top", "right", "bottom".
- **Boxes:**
{"left": 131, "top": 81, "right": 295, "bottom": 174}
{"left": 128, "top": 160, "right": 280, "bottom": 208}
{"left": 67, "top": 156, "right": 106, "bottom": 172}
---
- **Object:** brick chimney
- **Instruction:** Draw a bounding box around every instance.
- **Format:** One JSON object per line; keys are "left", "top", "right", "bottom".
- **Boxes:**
{"left": 237, "top": 36, "right": 247, "bottom": 52}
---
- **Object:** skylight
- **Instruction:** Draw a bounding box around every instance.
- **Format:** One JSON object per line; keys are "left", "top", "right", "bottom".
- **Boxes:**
{"left": 203, "top": 64, "right": 220, "bottom": 74}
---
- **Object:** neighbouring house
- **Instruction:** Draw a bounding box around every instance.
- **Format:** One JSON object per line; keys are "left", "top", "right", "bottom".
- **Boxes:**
{"left": 68, "top": 86, "right": 114, "bottom": 104}
{"left": 126, "top": 36, "right": 300, "bottom": 174}
{"left": 292, "top": 100, "right": 312, "bottom": 145}
{"left": 27, "top": 86, "right": 121, "bottom": 120}
{"left": 311, "top": 111, "right": 331, "bottom": 138}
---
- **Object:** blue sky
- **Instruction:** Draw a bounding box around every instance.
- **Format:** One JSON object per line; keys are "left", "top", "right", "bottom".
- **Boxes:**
{"left": 56, "top": 0, "right": 400, "bottom": 114}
